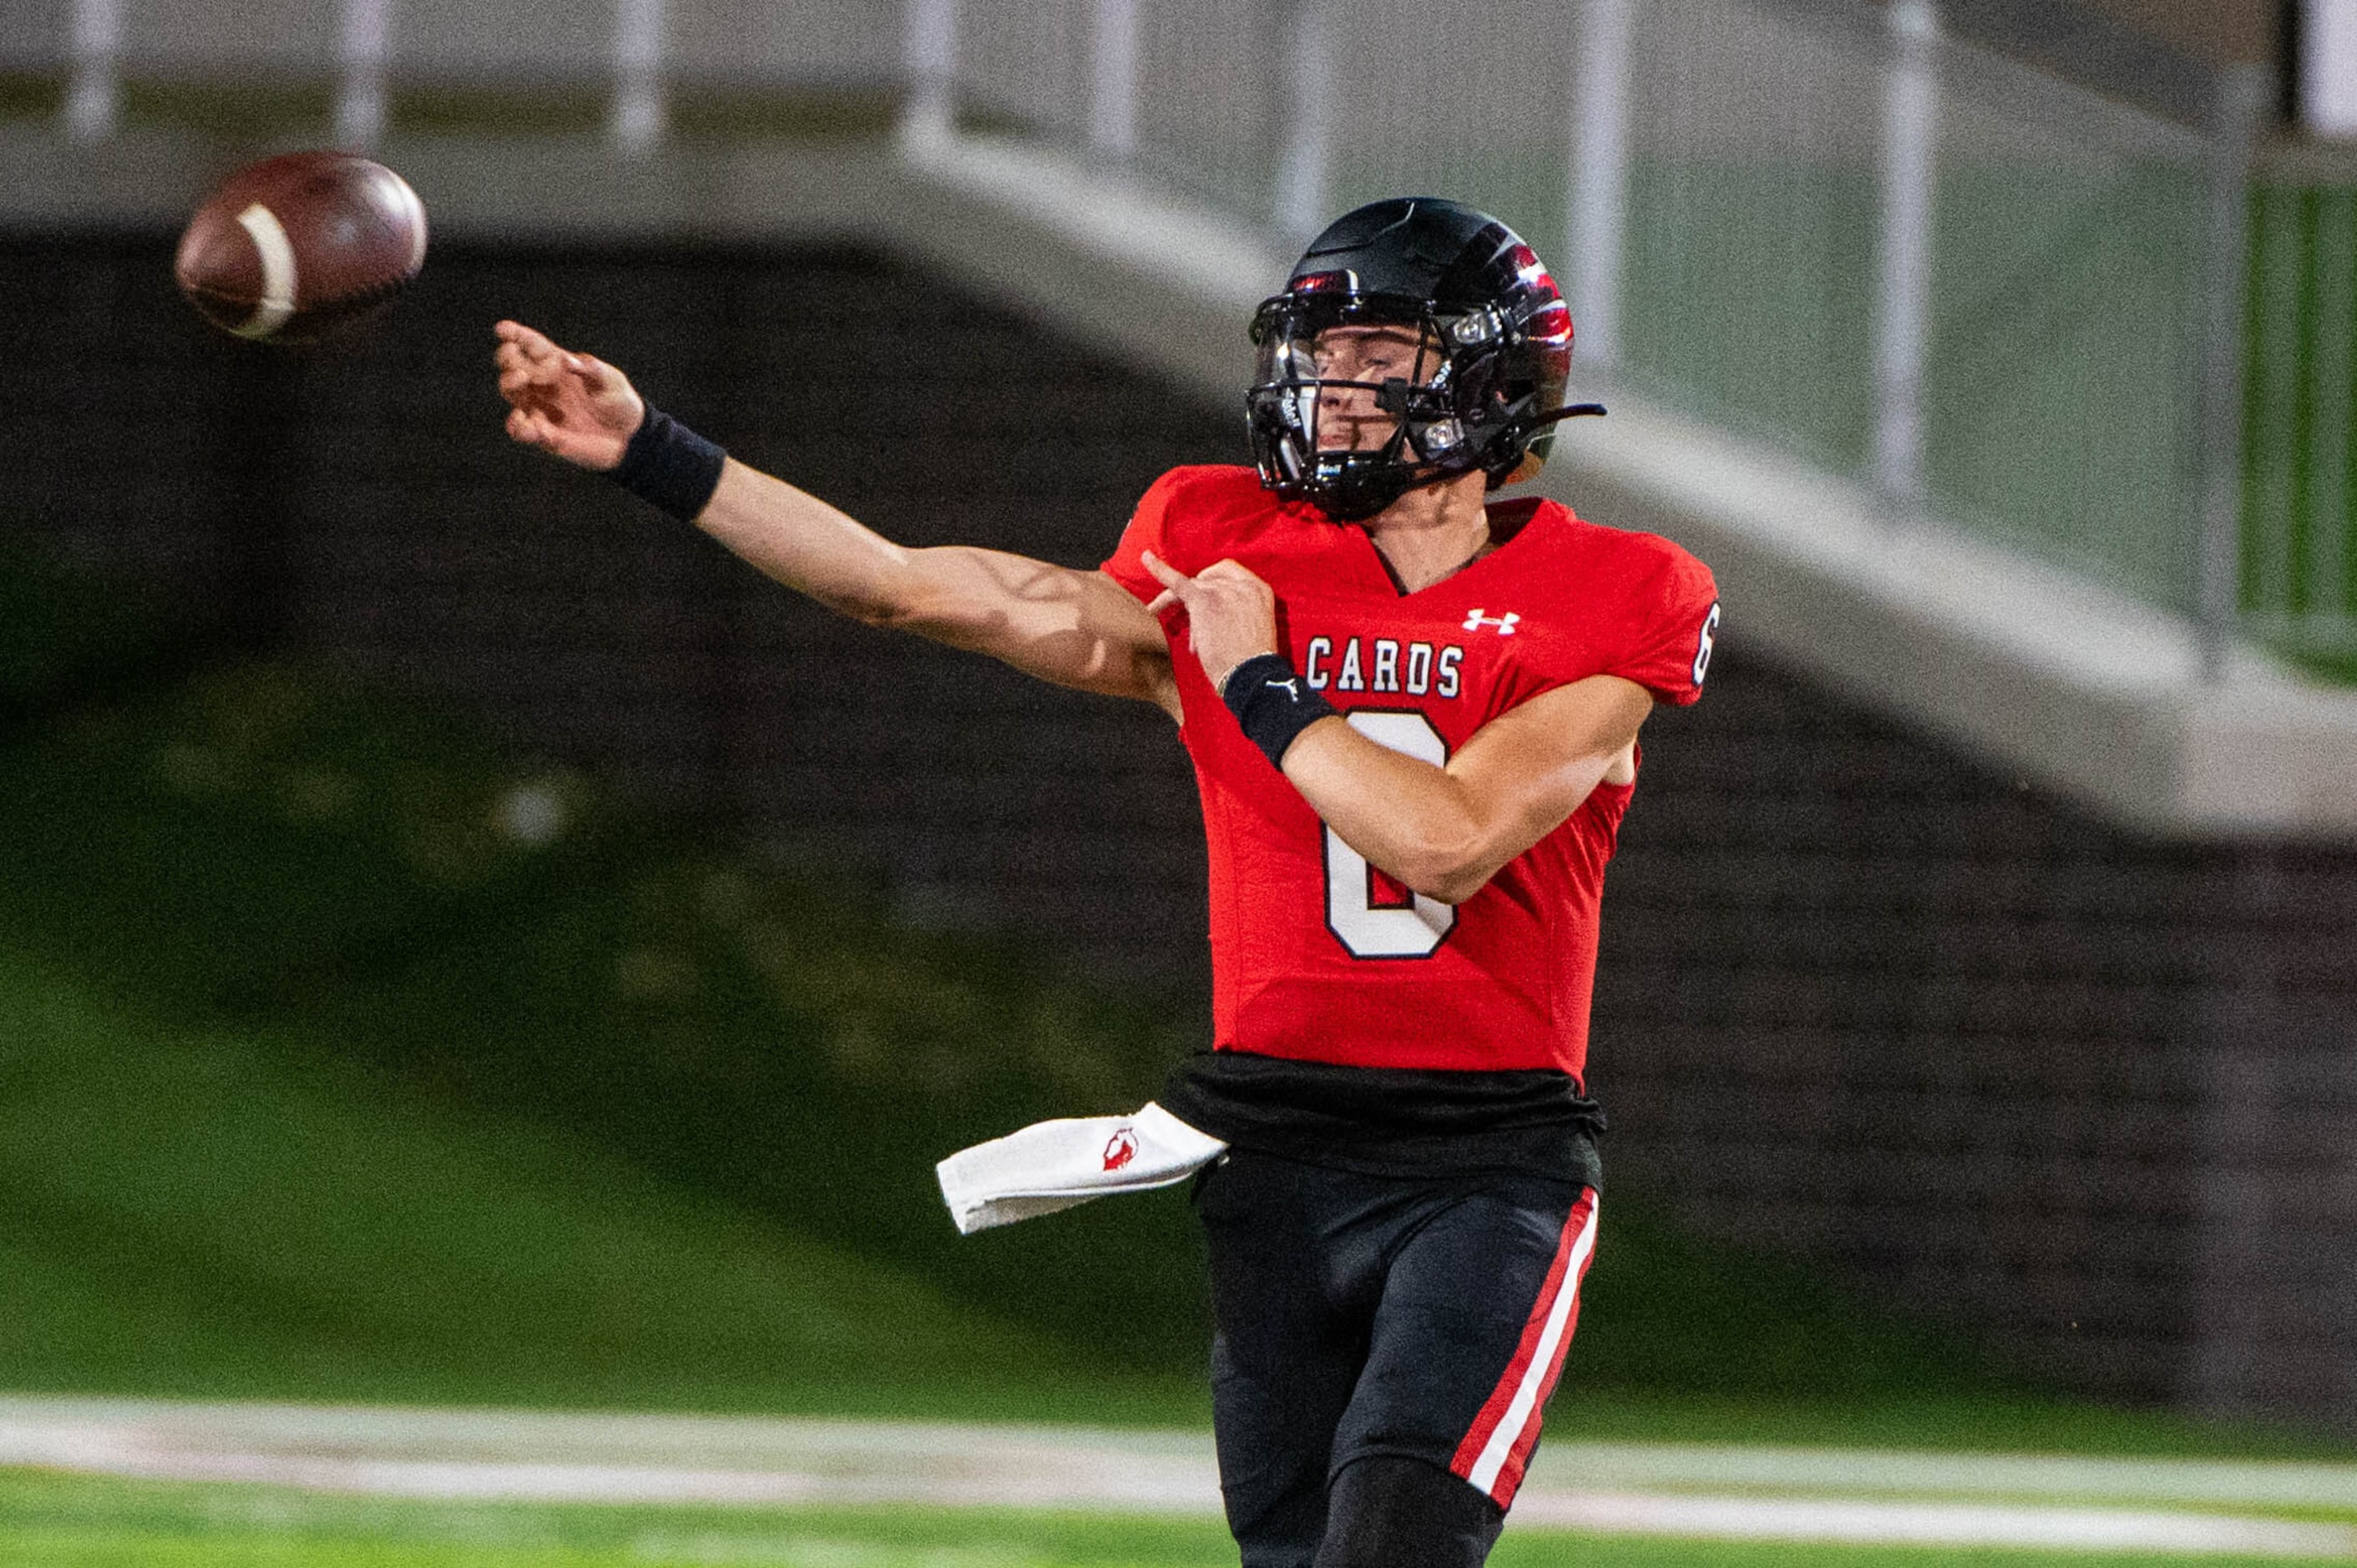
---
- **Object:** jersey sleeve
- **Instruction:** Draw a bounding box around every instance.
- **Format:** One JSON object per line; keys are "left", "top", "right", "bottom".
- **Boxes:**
{"left": 1101, "top": 467, "right": 1192, "bottom": 606}
{"left": 1606, "top": 542, "right": 1721, "bottom": 706}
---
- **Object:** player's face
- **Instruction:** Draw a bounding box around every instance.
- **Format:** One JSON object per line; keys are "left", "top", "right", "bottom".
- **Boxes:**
{"left": 1311, "top": 325, "right": 1438, "bottom": 452}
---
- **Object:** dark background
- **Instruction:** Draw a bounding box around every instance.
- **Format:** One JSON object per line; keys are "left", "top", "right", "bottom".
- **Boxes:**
{"left": 5, "top": 235, "right": 2354, "bottom": 1423}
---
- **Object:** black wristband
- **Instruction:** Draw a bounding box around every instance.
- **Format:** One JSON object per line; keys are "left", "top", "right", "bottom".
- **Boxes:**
{"left": 1221, "top": 652, "right": 1338, "bottom": 770}
{"left": 609, "top": 404, "right": 727, "bottom": 521}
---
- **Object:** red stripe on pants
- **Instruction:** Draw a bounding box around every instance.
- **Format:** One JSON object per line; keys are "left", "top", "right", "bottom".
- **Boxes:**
{"left": 1448, "top": 1187, "right": 1598, "bottom": 1506}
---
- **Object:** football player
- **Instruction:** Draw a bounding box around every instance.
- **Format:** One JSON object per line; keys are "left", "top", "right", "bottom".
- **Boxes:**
{"left": 495, "top": 196, "right": 1719, "bottom": 1568}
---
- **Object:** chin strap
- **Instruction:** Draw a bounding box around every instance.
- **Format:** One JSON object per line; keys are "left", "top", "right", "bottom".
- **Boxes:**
{"left": 1531, "top": 402, "right": 1607, "bottom": 427}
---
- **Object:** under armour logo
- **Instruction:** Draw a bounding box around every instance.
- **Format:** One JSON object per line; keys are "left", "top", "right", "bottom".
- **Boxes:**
{"left": 1463, "top": 609, "right": 1520, "bottom": 635}
{"left": 1267, "top": 676, "right": 1302, "bottom": 700}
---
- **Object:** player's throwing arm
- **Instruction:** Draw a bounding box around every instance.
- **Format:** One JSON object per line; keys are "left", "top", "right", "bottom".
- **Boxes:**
{"left": 492, "top": 321, "right": 1175, "bottom": 709}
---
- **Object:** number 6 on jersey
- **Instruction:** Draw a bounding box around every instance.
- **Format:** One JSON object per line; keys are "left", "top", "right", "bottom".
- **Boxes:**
{"left": 1323, "top": 711, "right": 1457, "bottom": 959}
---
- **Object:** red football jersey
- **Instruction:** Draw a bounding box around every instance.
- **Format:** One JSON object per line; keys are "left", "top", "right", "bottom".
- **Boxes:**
{"left": 1105, "top": 465, "right": 1719, "bottom": 1083}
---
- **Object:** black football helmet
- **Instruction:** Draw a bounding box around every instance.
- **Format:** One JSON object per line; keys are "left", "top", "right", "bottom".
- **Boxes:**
{"left": 1246, "top": 197, "right": 1601, "bottom": 523}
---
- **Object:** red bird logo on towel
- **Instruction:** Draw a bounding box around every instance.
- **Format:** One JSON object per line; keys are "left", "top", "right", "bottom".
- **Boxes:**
{"left": 1102, "top": 1127, "right": 1139, "bottom": 1171}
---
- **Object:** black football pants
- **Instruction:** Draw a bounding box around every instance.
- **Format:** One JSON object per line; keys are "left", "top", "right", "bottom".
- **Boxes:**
{"left": 1192, "top": 1146, "right": 1599, "bottom": 1568}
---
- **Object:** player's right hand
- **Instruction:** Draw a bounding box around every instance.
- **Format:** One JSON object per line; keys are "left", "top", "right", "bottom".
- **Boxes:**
{"left": 493, "top": 320, "right": 645, "bottom": 472}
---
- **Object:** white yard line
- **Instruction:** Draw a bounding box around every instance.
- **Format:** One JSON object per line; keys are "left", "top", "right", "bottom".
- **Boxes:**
{"left": 1, "top": 1396, "right": 2353, "bottom": 1559}
{"left": 1515, "top": 1492, "right": 2355, "bottom": 1557}
{"left": 1533, "top": 1441, "right": 2357, "bottom": 1511}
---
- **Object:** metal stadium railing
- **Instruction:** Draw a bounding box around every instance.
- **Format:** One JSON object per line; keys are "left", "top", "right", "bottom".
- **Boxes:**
{"left": 928, "top": 0, "right": 2284, "bottom": 660}
{"left": 2245, "top": 179, "right": 2357, "bottom": 669}
{"left": 5, "top": 0, "right": 2351, "bottom": 675}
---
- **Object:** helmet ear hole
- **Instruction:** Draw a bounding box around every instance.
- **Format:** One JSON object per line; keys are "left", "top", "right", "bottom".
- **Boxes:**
{"left": 1498, "top": 446, "right": 1547, "bottom": 488}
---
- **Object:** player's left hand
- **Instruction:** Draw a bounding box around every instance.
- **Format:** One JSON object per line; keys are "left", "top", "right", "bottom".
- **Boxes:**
{"left": 1141, "top": 551, "right": 1279, "bottom": 695}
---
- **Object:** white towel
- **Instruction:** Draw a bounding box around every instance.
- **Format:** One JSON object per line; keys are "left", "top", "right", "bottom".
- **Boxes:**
{"left": 936, "top": 1102, "right": 1229, "bottom": 1235}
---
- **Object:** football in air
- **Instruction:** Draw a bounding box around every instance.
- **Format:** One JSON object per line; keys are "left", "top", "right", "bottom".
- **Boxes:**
{"left": 174, "top": 150, "right": 427, "bottom": 343}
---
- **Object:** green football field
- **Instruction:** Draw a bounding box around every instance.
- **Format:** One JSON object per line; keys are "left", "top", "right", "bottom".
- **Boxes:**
{"left": 3, "top": 1469, "right": 2349, "bottom": 1568}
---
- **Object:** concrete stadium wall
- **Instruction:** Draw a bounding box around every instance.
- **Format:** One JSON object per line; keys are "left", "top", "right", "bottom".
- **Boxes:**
{"left": 1599, "top": 660, "right": 2357, "bottom": 1417}
{"left": 4, "top": 235, "right": 2354, "bottom": 1430}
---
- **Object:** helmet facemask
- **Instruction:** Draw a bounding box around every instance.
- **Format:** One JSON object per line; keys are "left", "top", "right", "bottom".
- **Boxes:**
{"left": 1247, "top": 293, "right": 1436, "bottom": 522}
{"left": 1247, "top": 280, "right": 1571, "bottom": 524}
